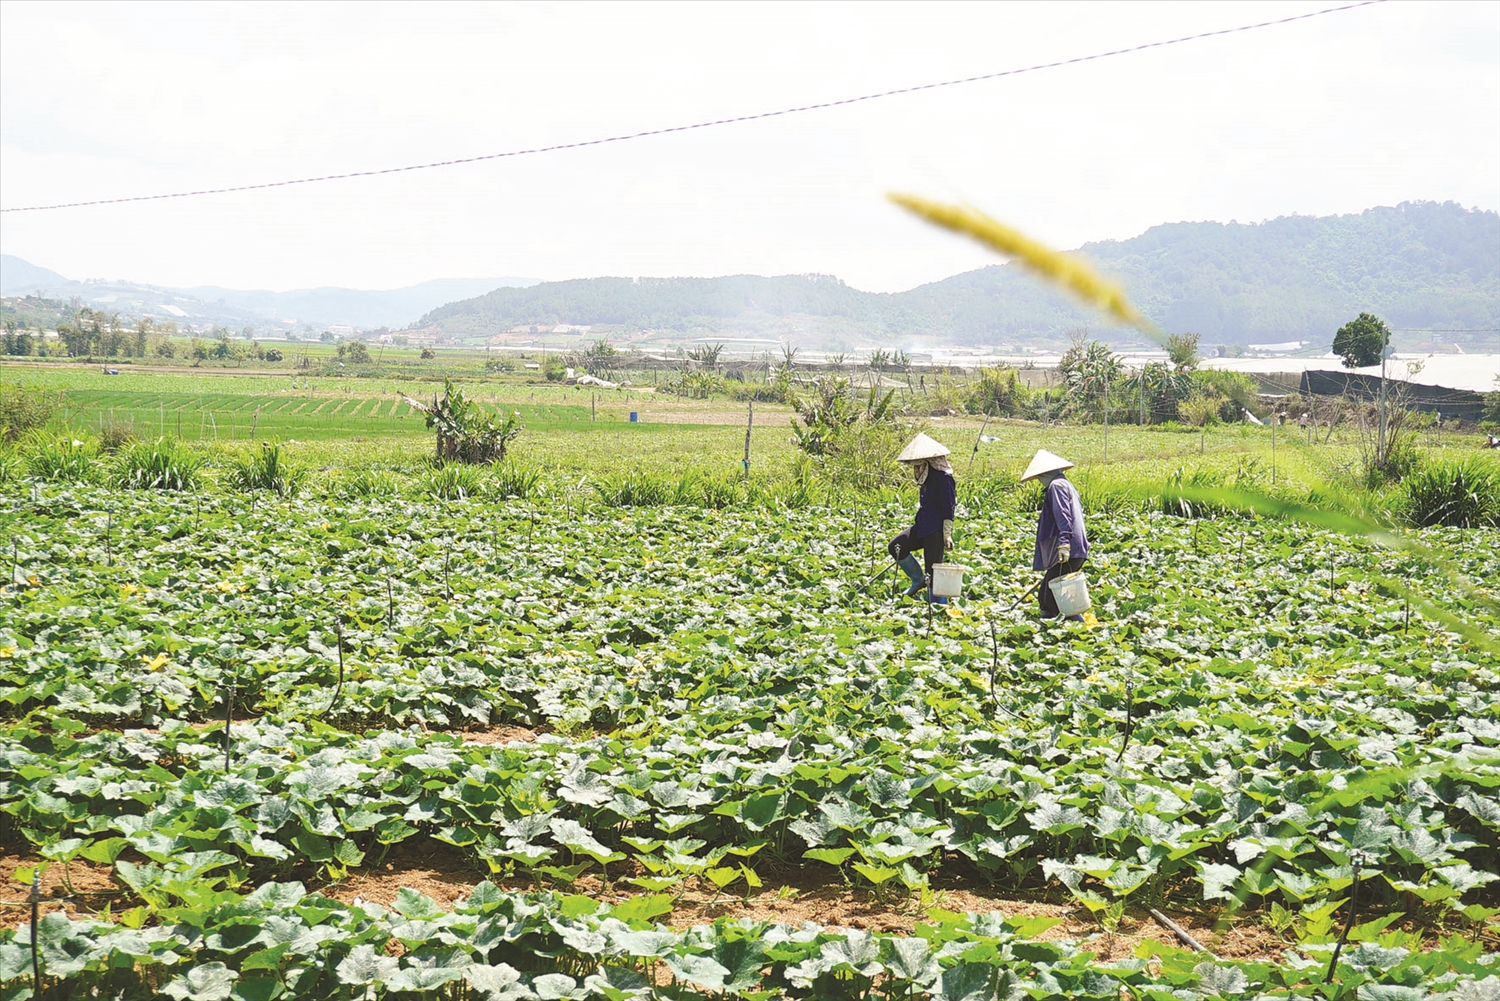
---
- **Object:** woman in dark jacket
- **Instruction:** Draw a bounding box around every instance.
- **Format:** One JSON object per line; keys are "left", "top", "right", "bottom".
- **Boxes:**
{"left": 889, "top": 433, "right": 956, "bottom": 604}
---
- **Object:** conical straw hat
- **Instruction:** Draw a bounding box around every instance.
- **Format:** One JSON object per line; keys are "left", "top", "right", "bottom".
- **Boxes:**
{"left": 1020, "top": 449, "right": 1073, "bottom": 482}
{"left": 896, "top": 432, "right": 951, "bottom": 463}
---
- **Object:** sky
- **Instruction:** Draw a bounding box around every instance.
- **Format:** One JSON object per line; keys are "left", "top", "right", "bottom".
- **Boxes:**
{"left": 2, "top": 0, "right": 1497, "bottom": 294}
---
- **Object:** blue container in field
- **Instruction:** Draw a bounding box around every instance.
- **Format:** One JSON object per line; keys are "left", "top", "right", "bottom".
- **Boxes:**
{"left": 629, "top": 412, "right": 639, "bottom": 423}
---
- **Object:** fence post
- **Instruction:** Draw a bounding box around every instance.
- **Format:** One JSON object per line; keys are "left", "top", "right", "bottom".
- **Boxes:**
{"left": 1103, "top": 379, "right": 1109, "bottom": 462}
{"left": 743, "top": 400, "right": 753, "bottom": 482}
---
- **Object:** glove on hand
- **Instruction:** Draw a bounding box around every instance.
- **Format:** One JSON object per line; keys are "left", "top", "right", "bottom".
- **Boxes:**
{"left": 1056, "top": 544, "right": 1071, "bottom": 565}
{"left": 942, "top": 519, "right": 954, "bottom": 551}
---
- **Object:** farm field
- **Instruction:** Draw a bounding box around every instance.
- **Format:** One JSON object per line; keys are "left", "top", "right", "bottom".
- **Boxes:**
{"left": 1, "top": 429, "right": 1498, "bottom": 999}
{"left": 2, "top": 365, "right": 1499, "bottom": 998}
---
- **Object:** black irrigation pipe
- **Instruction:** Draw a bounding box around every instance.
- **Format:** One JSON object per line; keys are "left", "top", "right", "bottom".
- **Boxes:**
{"left": 1148, "top": 907, "right": 1218, "bottom": 959}
{"left": 1116, "top": 673, "right": 1134, "bottom": 762}
{"left": 317, "top": 620, "right": 346, "bottom": 717}
{"left": 987, "top": 617, "right": 1029, "bottom": 724}
{"left": 1326, "top": 854, "right": 1365, "bottom": 986}
{"left": 222, "top": 677, "right": 235, "bottom": 771}
{"left": 30, "top": 872, "right": 40, "bottom": 999}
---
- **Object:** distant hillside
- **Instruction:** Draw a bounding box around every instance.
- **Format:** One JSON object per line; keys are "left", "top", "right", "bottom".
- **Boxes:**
{"left": 0, "top": 255, "right": 68, "bottom": 295}
{"left": 420, "top": 202, "right": 1499, "bottom": 349}
{"left": 0, "top": 257, "right": 537, "bottom": 332}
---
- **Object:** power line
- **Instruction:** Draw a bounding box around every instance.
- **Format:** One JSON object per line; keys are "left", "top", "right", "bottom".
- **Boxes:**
{"left": 1, "top": 0, "right": 1384, "bottom": 215}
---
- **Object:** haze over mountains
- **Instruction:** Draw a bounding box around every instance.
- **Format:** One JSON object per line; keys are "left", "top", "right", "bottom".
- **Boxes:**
{"left": 419, "top": 202, "right": 1499, "bottom": 350}
{"left": 4, "top": 202, "right": 1496, "bottom": 351}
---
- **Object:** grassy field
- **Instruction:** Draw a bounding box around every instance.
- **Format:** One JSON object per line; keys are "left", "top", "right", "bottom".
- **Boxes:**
{"left": 9, "top": 359, "right": 1488, "bottom": 485}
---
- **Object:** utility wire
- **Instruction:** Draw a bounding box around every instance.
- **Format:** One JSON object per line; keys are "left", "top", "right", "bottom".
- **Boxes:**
{"left": 1, "top": 0, "right": 1384, "bottom": 215}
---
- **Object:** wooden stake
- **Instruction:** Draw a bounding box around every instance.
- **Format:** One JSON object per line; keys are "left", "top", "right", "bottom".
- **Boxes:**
{"left": 223, "top": 678, "right": 235, "bottom": 771}
{"left": 743, "top": 400, "right": 753, "bottom": 482}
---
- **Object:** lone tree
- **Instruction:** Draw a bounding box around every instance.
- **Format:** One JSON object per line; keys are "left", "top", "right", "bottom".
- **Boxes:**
{"left": 1333, "top": 312, "right": 1390, "bottom": 369}
{"left": 1166, "top": 332, "right": 1201, "bottom": 373}
{"left": 1333, "top": 312, "right": 1394, "bottom": 471}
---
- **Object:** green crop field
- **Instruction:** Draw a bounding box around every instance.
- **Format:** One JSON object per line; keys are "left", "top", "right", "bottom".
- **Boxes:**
{"left": 0, "top": 367, "right": 1497, "bottom": 999}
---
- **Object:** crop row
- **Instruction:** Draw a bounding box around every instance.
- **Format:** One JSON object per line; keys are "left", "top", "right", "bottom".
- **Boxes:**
{"left": 4, "top": 880, "right": 1495, "bottom": 1000}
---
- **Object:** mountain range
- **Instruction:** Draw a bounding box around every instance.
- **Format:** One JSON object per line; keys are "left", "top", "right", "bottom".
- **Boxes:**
{"left": 418, "top": 202, "right": 1498, "bottom": 350}
{"left": 4, "top": 201, "right": 1497, "bottom": 350}
{"left": 0, "top": 255, "right": 535, "bottom": 332}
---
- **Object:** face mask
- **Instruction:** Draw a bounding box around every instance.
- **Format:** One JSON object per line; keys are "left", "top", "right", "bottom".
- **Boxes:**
{"left": 912, "top": 461, "right": 929, "bottom": 485}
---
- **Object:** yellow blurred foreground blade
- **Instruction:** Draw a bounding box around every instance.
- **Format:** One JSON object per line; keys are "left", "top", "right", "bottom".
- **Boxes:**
{"left": 888, "top": 193, "right": 1159, "bottom": 341}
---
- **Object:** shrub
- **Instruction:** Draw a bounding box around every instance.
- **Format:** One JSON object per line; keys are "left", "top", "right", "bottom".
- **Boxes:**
{"left": 965, "top": 367, "right": 1027, "bottom": 416}
{"left": 97, "top": 421, "right": 137, "bottom": 453}
{"left": 0, "top": 385, "right": 58, "bottom": 441}
{"left": 410, "top": 380, "right": 521, "bottom": 464}
{"left": 27, "top": 436, "right": 99, "bottom": 483}
{"left": 229, "top": 443, "right": 307, "bottom": 496}
{"left": 1401, "top": 458, "right": 1500, "bottom": 528}
{"left": 115, "top": 438, "right": 202, "bottom": 491}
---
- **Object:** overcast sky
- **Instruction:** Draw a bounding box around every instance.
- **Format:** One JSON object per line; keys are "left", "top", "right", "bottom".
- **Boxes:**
{"left": 2, "top": 0, "right": 1496, "bottom": 294}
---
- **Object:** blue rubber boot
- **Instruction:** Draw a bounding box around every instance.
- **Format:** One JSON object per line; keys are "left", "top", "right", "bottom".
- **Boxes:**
{"left": 929, "top": 594, "right": 949, "bottom": 606}
{"left": 897, "top": 555, "right": 925, "bottom": 597}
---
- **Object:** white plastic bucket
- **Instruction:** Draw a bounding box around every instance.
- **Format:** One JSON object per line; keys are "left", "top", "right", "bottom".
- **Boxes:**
{"left": 930, "top": 563, "right": 966, "bottom": 598}
{"left": 1048, "top": 572, "right": 1091, "bottom": 615}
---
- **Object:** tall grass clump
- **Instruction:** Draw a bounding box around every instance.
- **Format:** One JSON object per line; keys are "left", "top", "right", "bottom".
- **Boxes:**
{"left": 333, "top": 468, "right": 403, "bottom": 500}
{"left": 423, "top": 463, "right": 484, "bottom": 501}
{"left": 115, "top": 438, "right": 202, "bottom": 491}
{"left": 229, "top": 443, "right": 307, "bottom": 496}
{"left": 491, "top": 462, "right": 542, "bottom": 500}
{"left": 593, "top": 471, "right": 671, "bottom": 507}
{"left": 697, "top": 473, "right": 743, "bottom": 509}
{"left": 1401, "top": 458, "right": 1500, "bottom": 528}
{"left": 26, "top": 436, "right": 99, "bottom": 483}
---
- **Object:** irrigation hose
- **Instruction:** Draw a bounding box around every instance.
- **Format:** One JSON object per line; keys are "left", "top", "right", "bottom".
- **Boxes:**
{"left": 1148, "top": 908, "right": 1218, "bottom": 959}
{"left": 1326, "top": 855, "right": 1364, "bottom": 984}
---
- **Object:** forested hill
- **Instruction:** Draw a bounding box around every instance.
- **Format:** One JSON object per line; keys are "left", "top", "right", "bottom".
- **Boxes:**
{"left": 418, "top": 201, "right": 1499, "bottom": 348}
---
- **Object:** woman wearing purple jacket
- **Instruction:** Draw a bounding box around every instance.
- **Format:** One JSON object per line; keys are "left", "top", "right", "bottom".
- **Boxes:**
{"left": 1020, "top": 450, "right": 1089, "bottom": 619}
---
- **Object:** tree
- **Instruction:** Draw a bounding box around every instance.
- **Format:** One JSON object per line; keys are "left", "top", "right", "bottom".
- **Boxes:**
{"left": 1167, "top": 333, "right": 1201, "bottom": 372}
{"left": 1058, "top": 338, "right": 1123, "bottom": 414}
{"left": 420, "top": 347, "right": 436, "bottom": 360}
{"left": 1333, "top": 312, "right": 1396, "bottom": 476}
{"left": 337, "top": 340, "right": 371, "bottom": 364}
{"left": 1332, "top": 312, "right": 1390, "bottom": 369}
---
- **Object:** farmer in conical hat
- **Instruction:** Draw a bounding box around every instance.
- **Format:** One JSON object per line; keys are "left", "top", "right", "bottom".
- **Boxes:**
{"left": 1020, "top": 449, "right": 1089, "bottom": 620}
{"left": 889, "top": 433, "right": 957, "bottom": 604}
